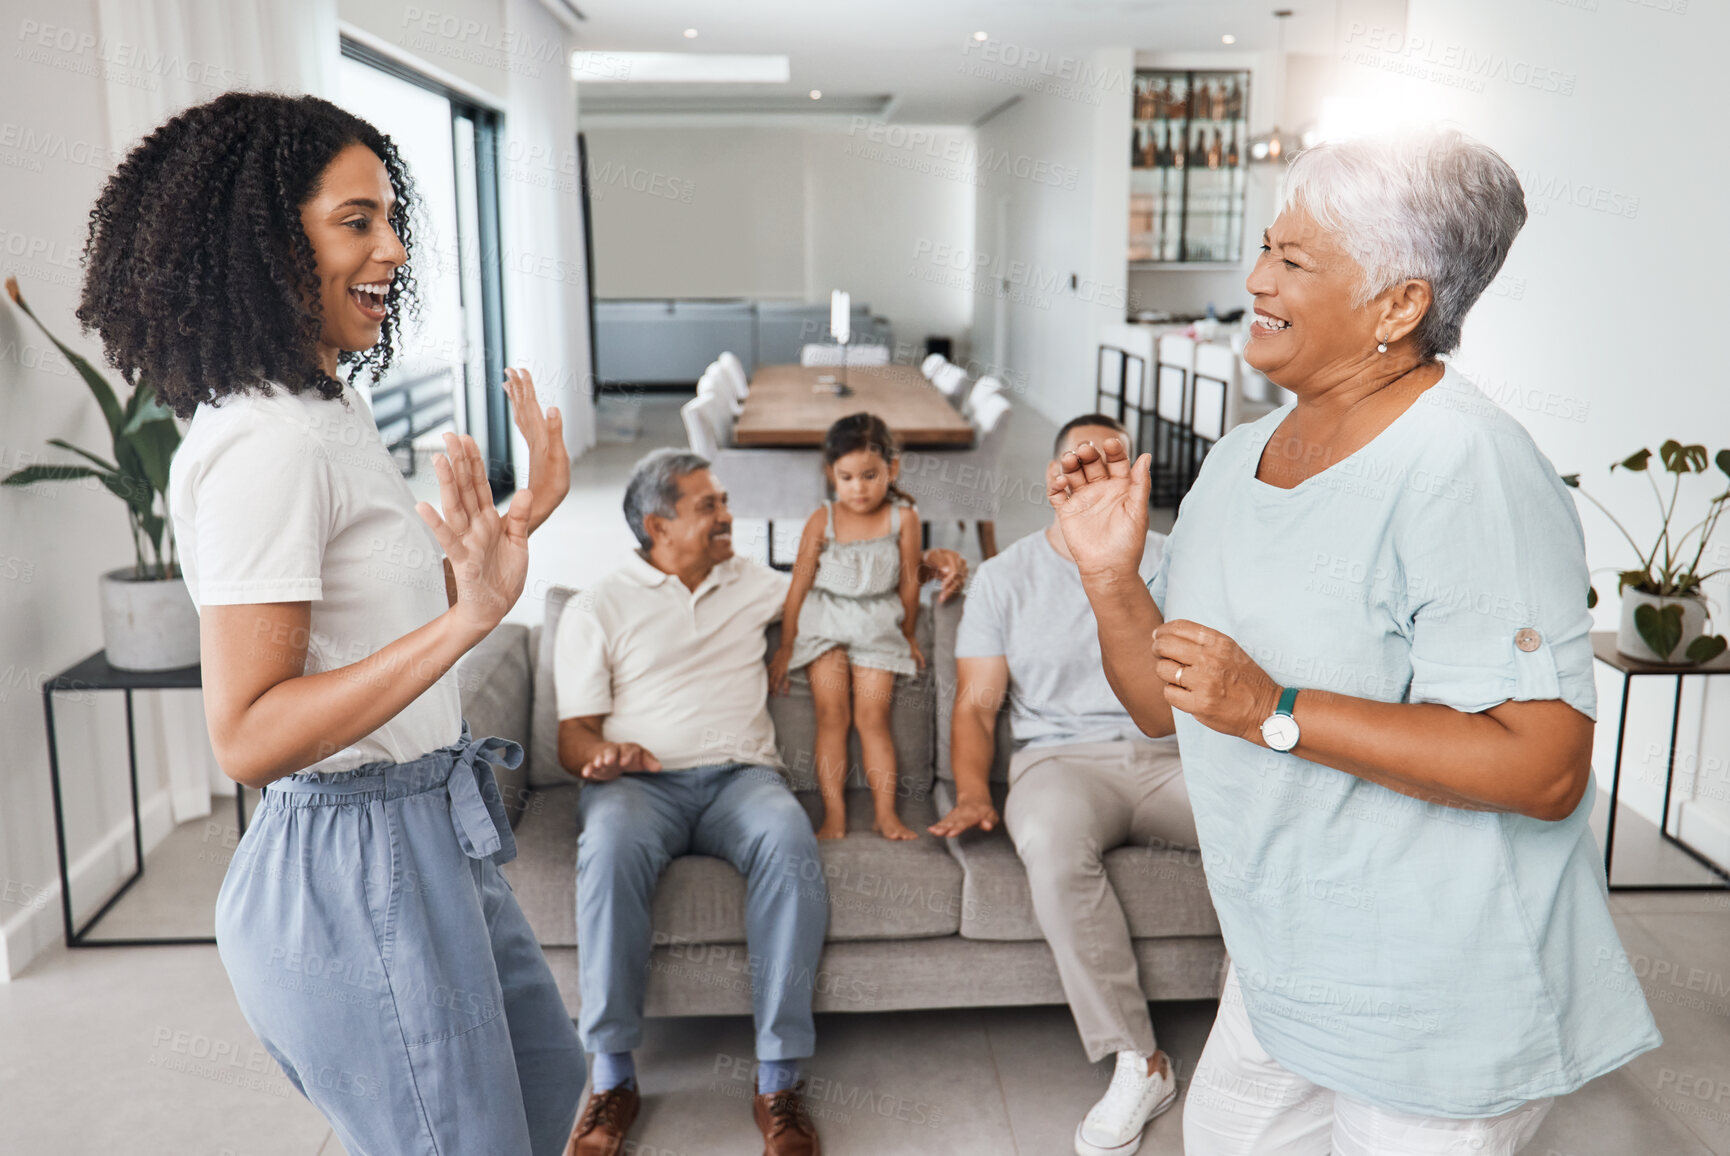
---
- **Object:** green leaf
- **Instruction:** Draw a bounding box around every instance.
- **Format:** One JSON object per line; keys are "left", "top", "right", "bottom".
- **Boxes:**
{"left": 1659, "top": 440, "right": 1709, "bottom": 474}
{"left": 6, "top": 281, "right": 125, "bottom": 440}
{"left": 2, "top": 463, "right": 102, "bottom": 487}
{"left": 1685, "top": 634, "right": 1728, "bottom": 665}
{"left": 1618, "top": 568, "right": 1653, "bottom": 594}
{"left": 1587, "top": 585, "right": 1598, "bottom": 609}
{"left": 1560, "top": 473, "right": 1580, "bottom": 488}
{"left": 118, "top": 384, "right": 176, "bottom": 437}
{"left": 45, "top": 439, "right": 119, "bottom": 473}
{"left": 1615, "top": 448, "right": 1652, "bottom": 472}
{"left": 125, "top": 414, "right": 181, "bottom": 499}
{"left": 1634, "top": 601, "right": 1684, "bottom": 659}
{"left": 1717, "top": 449, "right": 1730, "bottom": 479}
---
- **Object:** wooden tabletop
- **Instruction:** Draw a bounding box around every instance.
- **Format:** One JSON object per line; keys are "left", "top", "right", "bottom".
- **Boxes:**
{"left": 734, "top": 364, "right": 975, "bottom": 448}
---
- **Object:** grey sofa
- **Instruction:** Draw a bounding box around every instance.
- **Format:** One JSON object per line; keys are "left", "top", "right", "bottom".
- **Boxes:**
{"left": 454, "top": 585, "right": 1223, "bottom": 1021}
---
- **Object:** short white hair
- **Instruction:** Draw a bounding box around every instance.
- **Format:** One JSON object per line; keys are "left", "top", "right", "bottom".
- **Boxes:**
{"left": 1279, "top": 127, "right": 1526, "bottom": 359}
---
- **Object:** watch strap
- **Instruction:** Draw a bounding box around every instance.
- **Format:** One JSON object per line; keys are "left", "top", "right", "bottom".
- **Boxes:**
{"left": 1276, "top": 686, "right": 1299, "bottom": 717}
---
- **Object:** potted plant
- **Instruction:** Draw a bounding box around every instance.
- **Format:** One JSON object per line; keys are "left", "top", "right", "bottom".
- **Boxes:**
{"left": 3, "top": 277, "right": 198, "bottom": 671}
{"left": 1563, "top": 440, "right": 1729, "bottom": 666}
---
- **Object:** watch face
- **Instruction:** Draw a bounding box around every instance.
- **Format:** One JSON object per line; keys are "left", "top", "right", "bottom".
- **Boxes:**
{"left": 1261, "top": 713, "right": 1300, "bottom": 752}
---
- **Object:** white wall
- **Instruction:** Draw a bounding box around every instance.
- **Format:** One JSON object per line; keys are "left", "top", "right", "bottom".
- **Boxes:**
{"left": 582, "top": 122, "right": 979, "bottom": 356}
{"left": 1377, "top": 0, "right": 1730, "bottom": 864}
{"left": 970, "top": 47, "right": 1134, "bottom": 423}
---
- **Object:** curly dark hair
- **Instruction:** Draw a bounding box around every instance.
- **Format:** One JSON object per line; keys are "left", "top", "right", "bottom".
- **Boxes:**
{"left": 77, "top": 92, "right": 416, "bottom": 419}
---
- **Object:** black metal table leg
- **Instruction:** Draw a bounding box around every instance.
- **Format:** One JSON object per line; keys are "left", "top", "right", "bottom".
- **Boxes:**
{"left": 1604, "top": 670, "right": 1631, "bottom": 884}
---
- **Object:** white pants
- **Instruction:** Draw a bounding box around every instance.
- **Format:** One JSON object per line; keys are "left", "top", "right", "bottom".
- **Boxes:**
{"left": 1184, "top": 966, "right": 1554, "bottom": 1156}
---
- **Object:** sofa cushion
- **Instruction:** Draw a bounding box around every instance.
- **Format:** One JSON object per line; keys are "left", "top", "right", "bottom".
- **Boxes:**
{"left": 932, "top": 780, "right": 1218, "bottom": 941}
{"left": 529, "top": 586, "right": 581, "bottom": 788}
{"left": 765, "top": 616, "right": 936, "bottom": 801}
{"left": 456, "top": 622, "right": 533, "bottom": 824}
{"left": 932, "top": 594, "right": 1012, "bottom": 783}
{"left": 504, "top": 782, "right": 964, "bottom": 947}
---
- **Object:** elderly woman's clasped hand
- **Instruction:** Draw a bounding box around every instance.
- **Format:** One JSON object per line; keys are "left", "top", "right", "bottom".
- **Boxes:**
{"left": 1050, "top": 436, "right": 1282, "bottom": 745}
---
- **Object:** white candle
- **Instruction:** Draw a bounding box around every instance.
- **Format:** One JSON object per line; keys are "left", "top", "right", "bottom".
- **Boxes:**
{"left": 830, "top": 290, "right": 851, "bottom": 344}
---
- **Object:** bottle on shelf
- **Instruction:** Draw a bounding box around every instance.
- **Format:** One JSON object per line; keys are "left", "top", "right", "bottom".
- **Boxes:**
{"left": 1206, "top": 128, "right": 1222, "bottom": 170}
{"left": 1172, "top": 124, "right": 1186, "bottom": 170}
{"left": 1189, "top": 126, "right": 1205, "bottom": 169}
{"left": 1154, "top": 123, "right": 1171, "bottom": 168}
{"left": 1226, "top": 124, "right": 1240, "bottom": 168}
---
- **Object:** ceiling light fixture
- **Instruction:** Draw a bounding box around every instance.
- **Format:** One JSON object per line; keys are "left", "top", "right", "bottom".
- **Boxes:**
{"left": 1221, "top": 33, "right": 1236, "bottom": 44}
{"left": 683, "top": 28, "right": 697, "bottom": 38}
{"left": 809, "top": 89, "right": 822, "bottom": 100}
{"left": 972, "top": 30, "right": 989, "bottom": 41}
{"left": 1249, "top": 10, "right": 1293, "bottom": 164}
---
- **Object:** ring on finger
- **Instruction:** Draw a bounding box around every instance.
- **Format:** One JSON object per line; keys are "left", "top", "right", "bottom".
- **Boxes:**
{"left": 1173, "top": 664, "right": 1184, "bottom": 686}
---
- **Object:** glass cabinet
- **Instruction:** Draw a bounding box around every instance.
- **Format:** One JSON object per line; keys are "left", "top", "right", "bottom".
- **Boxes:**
{"left": 1128, "top": 69, "right": 1250, "bottom": 265}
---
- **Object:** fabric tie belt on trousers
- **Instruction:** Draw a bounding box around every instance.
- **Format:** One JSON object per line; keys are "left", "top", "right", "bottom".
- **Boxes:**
{"left": 262, "top": 725, "right": 523, "bottom": 866}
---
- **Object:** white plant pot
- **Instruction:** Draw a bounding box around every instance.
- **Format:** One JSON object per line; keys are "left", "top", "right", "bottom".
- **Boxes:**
{"left": 1617, "top": 588, "right": 1709, "bottom": 665}
{"left": 99, "top": 567, "right": 201, "bottom": 671}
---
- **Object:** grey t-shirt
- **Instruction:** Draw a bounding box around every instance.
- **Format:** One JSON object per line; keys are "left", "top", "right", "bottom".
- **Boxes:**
{"left": 955, "top": 528, "right": 1170, "bottom": 750}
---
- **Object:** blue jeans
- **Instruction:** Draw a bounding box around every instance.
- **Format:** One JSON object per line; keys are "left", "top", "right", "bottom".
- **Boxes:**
{"left": 576, "top": 763, "right": 829, "bottom": 1060}
{"left": 216, "top": 728, "right": 584, "bottom": 1156}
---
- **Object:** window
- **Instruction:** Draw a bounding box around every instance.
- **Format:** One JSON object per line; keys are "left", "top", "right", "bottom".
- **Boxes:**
{"left": 336, "top": 41, "right": 513, "bottom": 499}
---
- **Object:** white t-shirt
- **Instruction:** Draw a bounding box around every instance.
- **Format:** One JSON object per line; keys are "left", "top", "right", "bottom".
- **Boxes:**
{"left": 168, "top": 381, "right": 462, "bottom": 775}
{"left": 554, "top": 552, "right": 790, "bottom": 770}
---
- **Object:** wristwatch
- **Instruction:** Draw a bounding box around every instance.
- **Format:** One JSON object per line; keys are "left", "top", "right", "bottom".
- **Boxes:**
{"left": 1260, "top": 686, "right": 1301, "bottom": 752}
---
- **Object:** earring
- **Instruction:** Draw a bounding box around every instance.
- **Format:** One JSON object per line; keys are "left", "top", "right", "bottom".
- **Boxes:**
{"left": 1376, "top": 337, "right": 1388, "bottom": 353}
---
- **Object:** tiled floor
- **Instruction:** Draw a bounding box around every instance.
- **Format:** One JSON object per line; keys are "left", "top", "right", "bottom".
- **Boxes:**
{"left": 2, "top": 891, "right": 1727, "bottom": 1154}
{"left": 7, "top": 392, "right": 1727, "bottom": 1154}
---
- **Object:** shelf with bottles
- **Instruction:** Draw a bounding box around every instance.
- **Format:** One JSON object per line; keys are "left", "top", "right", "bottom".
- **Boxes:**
{"left": 1127, "top": 67, "right": 1251, "bottom": 267}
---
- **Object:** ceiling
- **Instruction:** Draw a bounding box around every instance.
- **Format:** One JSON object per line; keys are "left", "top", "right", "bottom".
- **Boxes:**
{"left": 568, "top": 0, "right": 1342, "bottom": 124}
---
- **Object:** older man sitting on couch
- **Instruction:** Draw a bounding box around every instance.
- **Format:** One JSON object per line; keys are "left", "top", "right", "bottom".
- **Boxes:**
{"left": 930, "top": 414, "right": 1198, "bottom": 1156}
{"left": 554, "top": 448, "right": 964, "bottom": 1156}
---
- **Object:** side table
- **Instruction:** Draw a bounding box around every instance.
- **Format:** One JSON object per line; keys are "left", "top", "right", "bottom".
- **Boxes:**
{"left": 1593, "top": 632, "right": 1730, "bottom": 891}
{"left": 42, "top": 651, "right": 247, "bottom": 947}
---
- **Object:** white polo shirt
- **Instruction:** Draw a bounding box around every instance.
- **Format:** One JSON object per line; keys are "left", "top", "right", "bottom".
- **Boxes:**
{"left": 554, "top": 552, "right": 790, "bottom": 770}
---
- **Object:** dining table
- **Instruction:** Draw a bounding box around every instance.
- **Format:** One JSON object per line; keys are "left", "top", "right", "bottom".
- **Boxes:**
{"left": 733, "top": 363, "right": 975, "bottom": 448}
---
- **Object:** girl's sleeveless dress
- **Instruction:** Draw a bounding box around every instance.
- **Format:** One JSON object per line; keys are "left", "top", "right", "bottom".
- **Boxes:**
{"left": 786, "top": 501, "right": 917, "bottom": 676}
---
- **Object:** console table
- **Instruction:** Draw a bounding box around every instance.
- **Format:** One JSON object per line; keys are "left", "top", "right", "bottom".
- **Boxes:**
{"left": 41, "top": 651, "right": 246, "bottom": 947}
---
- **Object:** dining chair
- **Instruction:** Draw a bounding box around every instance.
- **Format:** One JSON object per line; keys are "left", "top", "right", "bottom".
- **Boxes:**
{"left": 799, "top": 342, "right": 891, "bottom": 367}
{"left": 1096, "top": 345, "right": 1128, "bottom": 422}
{"left": 680, "top": 393, "right": 723, "bottom": 459}
{"left": 900, "top": 392, "right": 1013, "bottom": 558}
{"left": 962, "top": 375, "right": 1005, "bottom": 421}
{"left": 716, "top": 352, "right": 750, "bottom": 411}
{"left": 921, "top": 353, "right": 948, "bottom": 380}
{"left": 931, "top": 362, "right": 970, "bottom": 408}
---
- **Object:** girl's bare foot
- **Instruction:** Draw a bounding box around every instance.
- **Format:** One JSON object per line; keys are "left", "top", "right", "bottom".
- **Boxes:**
{"left": 874, "top": 814, "right": 919, "bottom": 841}
{"left": 816, "top": 816, "right": 848, "bottom": 840}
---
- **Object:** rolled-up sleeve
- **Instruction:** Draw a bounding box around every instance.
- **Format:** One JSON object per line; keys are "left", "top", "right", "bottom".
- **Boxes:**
{"left": 1403, "top": 430, "right": 1596, "bottom": 721}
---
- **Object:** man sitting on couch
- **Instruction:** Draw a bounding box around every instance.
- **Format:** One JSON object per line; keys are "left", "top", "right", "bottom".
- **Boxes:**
{"left": 929, "top": 414, "right": 1198, "bottom": 1156}
{"left": 555, "top": 448, "right": 965, "bottom": 1156}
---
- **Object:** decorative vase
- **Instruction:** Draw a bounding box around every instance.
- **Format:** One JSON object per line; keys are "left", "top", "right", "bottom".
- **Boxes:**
{"left": 99, "top": 567, "right": 200, "bottom": 671}
{"left": 1616, "top": 588, "right": 1709, "bottom": 665}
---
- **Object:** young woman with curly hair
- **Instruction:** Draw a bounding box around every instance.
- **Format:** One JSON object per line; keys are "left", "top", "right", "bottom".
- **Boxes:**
{"left": 81, "top": 92, "right": 584, "bottom": 1155}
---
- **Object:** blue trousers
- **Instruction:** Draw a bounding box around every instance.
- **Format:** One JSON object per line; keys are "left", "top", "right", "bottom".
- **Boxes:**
{"left": 216, "top": 728, "right": 585, "bottom": 1156}
{"left": 576, "top": 763, "right": 829, "bottom": 1060}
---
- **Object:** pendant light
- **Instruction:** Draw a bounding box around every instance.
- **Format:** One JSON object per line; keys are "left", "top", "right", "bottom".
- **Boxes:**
{"left": 1249, "top": 9, "right": 1293, "bottom": 163}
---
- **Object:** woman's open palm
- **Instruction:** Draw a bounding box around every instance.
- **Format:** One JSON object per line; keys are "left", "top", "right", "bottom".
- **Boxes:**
{"left": 416, "top": 432, "right": 534, "bottom": 637}
{"left": 1048, "top": 437, "right": 1153, "bottom": 580}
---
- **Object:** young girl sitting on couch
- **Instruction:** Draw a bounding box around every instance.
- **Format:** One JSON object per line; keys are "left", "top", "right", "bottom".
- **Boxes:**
{"left": 769, "top": 413, "right": 924, "bottom": 840}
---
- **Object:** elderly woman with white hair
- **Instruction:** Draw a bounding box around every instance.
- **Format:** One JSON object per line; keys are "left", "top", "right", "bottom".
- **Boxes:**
{"left": 1050, "top": 128, "right": 1659, "bottom": 1156}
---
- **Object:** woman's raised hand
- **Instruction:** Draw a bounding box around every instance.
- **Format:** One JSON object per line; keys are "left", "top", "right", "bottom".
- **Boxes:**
{"left": 1048, "top": 437, "right": 1153, "bottom": 582}
{"left": 505, "top": 368, "right": 568, "bottom": 535}
{"left": 416, "top": 432, "right": 534, "bottom": 640}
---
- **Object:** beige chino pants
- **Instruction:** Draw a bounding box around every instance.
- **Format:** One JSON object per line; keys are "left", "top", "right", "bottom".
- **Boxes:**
{"left": 1003, "top": 738, "right": 1199, "bottom": 1063}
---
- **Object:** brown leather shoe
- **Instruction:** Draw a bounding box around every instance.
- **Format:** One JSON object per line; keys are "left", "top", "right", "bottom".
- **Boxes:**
{"left": 754, "top": 1082, "right": 821, "bottom": 1156}
{"left": 567, "top": 1084, "right": 639, "bottom": 1156}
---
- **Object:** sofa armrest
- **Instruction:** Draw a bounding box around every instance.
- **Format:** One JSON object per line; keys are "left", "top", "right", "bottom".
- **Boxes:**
{"left": 456, "top": 622, "right": 533, "bottom": 826}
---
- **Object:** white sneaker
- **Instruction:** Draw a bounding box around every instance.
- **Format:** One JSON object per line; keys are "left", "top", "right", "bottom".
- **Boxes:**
{"left": 1074, "top": 1050, "right": 1178, "bottom": 1156}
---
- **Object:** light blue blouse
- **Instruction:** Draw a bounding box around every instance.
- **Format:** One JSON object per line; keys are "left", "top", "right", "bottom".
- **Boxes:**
{"left": 1149, "top": 365, "right": 1660, "bottom": 1117}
